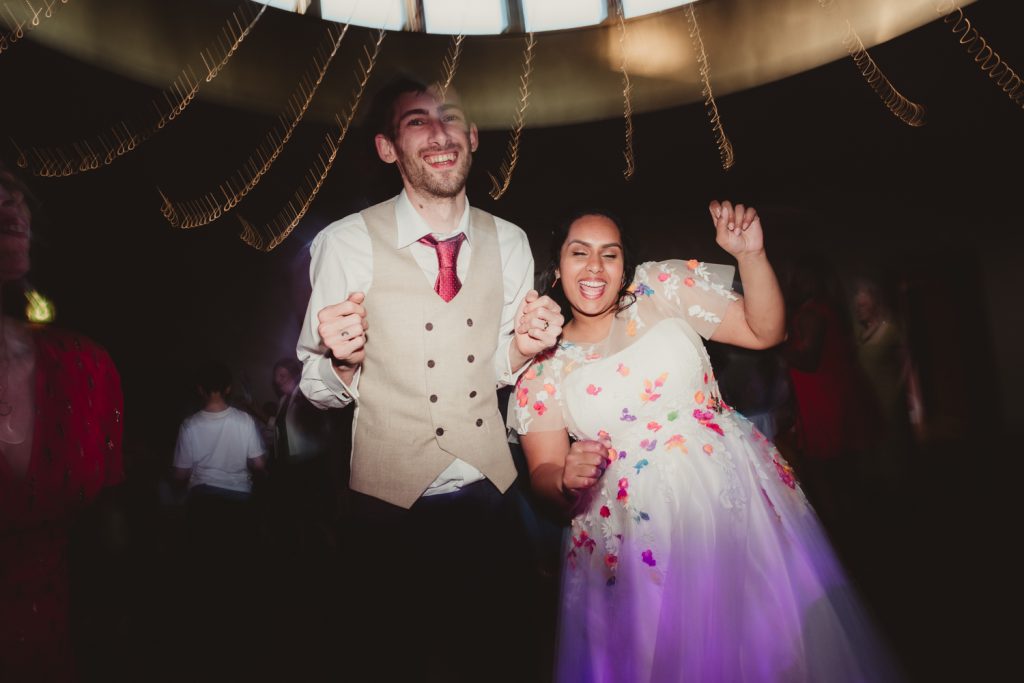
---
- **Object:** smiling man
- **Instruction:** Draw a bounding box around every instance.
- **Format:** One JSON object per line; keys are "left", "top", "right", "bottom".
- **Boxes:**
{"left": 295, "top": 77, "right": 563, "bottom": 680}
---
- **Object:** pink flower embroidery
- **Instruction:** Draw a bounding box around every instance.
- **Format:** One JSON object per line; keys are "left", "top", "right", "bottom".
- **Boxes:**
{"left": 533, "top": 401, "right": 547, "bottom": 416}
{"left": 773, "top": 455, "right": 797, "bottom": 489}
{"left": 573, "top": 531, "right": 596, "bottom": 554}
{"left": 657, "top": 272, "right": 670, "bottom": 282}
{"left": 642, "top": 549, "right": 657, "bottom": 567}
{"left": 587, "top": 384, "right": 602, "bottom": 396}
{"left": 600, "top": 505, "right": 611, "bottom": 518}
{"left": 617, "top": 489, "right": 629, "bottom": 503}
{"left": 618, "top": 477, "right": 629, "bottom": 489}
{"left": 692, "top": 408, "right": 724, "bottom": 436}
{"left": 639, "top": 439, "right": 657, "bottom": 451}
{"left": 605, "top": 554, "right": 618, "bottom": 569}
{"left": 616, "top": 363, "right": 630, "bottom": 376}
{"left": 684, "top": 277, "right": 695, "bottom": 287}
{"left": 646, "top": 421, "right": 662, "bottom": 432}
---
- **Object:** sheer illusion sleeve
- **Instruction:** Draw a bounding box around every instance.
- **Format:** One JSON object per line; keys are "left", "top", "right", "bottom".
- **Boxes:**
{"left": 507, "top": 347, "right": 568, "bottom": 435}
{"left": 634, "top": 259, "right": 738, "bottom": 340}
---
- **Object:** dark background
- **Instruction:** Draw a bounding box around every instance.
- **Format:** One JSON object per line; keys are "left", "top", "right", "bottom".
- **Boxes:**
{"left": 2, "top": 0, "right": 1022, "bottom": 679}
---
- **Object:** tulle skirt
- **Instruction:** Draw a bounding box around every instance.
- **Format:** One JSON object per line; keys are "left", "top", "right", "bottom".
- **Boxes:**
{"left": 554, "top": 414, "right": 900, "bottom": 683}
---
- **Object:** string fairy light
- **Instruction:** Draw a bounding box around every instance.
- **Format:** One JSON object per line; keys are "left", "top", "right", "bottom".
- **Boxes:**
{"left": 817, "top": 0, "right": 925, "bottom": 127}
{"left": 936, "top": 1, "right": 1024, "bottom": 110}
{"left": 436, "top": 33, "right": 465, "bottom": 100}
{"left": 616, "top": 4, "right": 636, "bottom": 180}
{"left": 0, "top": 0, "right": 71, "bottom": 56}
{"left": 684, "top": 3, "right": 734, "bottom": 171}
{"left": 159, "top": 23, "right": 349, "bottom": 229}
{"left": 15, "top": 2, "right": 265, "bottom": 177}
{"left": 238, "top": 29, "right": 386, "bottom": 252}
{"left": 488, "top": 32, "right": 535, "bottom": 201}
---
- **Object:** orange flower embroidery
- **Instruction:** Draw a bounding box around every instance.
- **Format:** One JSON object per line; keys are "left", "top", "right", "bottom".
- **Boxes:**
{"left": 640, "top": 373, "right": 668, "bottom": 403}
{"left": 665, "top": 434, "right": 687, "bottom": 453}
{"left": 684, "top": 277, "right": 695, "bottom": 287}
{"left": 516, "top": 386, "right": 529, "bottom": 407}
{"left": 626, "top": 319, "right": 637, "bottom": 337}
{"left": 694, "top": 390, "right": 705, "bottom": 404}
{"left": 616, "top": 363, "right": 630, "bottom": 377}
{"left": 703, "top": 443, "right": 714, "bottom": 455}
{"left": 687, "top": 259, "right": 700, "bottom": 270}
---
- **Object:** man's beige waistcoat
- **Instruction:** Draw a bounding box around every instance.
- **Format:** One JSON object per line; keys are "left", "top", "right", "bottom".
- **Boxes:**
{"left": 351, "top": 198, "right": 517, "bottom": 509}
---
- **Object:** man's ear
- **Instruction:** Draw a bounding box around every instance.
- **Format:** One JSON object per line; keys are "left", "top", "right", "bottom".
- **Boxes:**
{"left": 469, "top": 123, "right": 479, "bottom": 153}
{"left": 375, "top": 133, "right": 397, "bottom": 164}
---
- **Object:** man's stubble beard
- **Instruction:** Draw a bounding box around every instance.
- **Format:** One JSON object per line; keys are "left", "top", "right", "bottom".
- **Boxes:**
{"left": 397, "top": 148, "right": 473, "bottom": 200}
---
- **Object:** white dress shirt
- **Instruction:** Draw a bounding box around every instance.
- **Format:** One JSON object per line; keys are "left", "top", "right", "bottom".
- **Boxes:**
{"left": 297, "top": 191, "right": 534, "bottom": 495}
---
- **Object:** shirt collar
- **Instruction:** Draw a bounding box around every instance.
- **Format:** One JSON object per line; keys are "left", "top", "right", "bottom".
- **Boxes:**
{"left": 394, "top": 189, "right": 472, "bottom": 249}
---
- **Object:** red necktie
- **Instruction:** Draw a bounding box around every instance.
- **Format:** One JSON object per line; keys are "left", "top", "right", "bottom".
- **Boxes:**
{"left": 418, "top": 233, "right": 466, "bottom": 302}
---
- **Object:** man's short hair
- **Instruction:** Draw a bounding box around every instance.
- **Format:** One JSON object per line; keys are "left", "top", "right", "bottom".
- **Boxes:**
{"left": 196, "top": 361, "right": 232, "bottom": 395}
{"left": 273, "top": 357, "right": 302, "bottom": 381}
{"left": 366, "top": 74, "right": 432, "bottom": 141}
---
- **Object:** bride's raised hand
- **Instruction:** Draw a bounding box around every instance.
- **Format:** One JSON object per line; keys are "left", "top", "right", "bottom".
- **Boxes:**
{"left": 709, "top": 199, "right": 764, "bottom": 259}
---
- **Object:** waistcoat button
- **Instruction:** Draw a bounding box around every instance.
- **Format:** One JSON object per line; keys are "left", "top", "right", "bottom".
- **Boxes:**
{"left": 430, "top": 394, "right": 438, "bottom": 403}
{"left": 436, "top": 427, "right": 444, "bottom": 436}
{"left": 467, "top": 354, "right": 475, "bottom": 363}
{"left": 469, "top": 390, "right": 477, "bottom": 398}
{"left": 466, "top": 318, "right": 473, "bottom": 327}
{"left": 427, "top": 360, "right": 435, "bottom": 368}
{"left": 425, "top": 322, "right": 433, "bottom": 331}
{"left": 475, "top": 419, "right": 483, "bottom": 427}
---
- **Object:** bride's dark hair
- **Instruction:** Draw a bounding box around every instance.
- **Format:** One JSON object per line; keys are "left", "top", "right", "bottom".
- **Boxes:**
{"left": 539, "top": 209, "right": 638, "bottom": 323}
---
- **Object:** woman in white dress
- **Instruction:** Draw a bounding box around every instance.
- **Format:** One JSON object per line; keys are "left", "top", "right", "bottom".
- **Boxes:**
{"left": 511, "top": 202, "right": 899, "bottom": 682}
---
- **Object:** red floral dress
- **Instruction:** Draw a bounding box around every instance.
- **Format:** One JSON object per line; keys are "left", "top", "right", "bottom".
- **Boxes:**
{"left": 0, "top": 326, "right": 124, "bottom": 682}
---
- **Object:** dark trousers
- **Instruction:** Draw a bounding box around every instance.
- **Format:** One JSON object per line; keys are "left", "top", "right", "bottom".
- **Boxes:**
{"left": 182, "top": 486, "right": 262, "bottom": 678}
{"left": 346, "top": 480, "right": 541, "bottom": 683}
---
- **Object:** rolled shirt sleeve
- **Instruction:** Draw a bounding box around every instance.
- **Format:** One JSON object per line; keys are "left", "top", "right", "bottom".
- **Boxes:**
{"left": 492, "top": 216, "right": 536, "bottom": 388}
{"left": 297, "top": 215, "right": 373, "bottom": 409}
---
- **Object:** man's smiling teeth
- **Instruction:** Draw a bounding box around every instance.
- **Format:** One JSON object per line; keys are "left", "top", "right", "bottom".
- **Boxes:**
{"left": 425, "top": 152, "right": 456, "bottom": 164}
